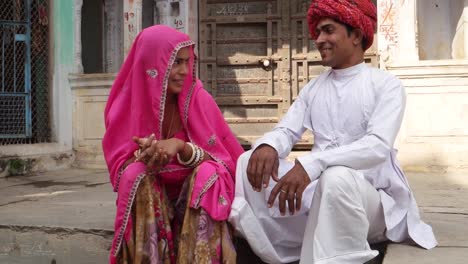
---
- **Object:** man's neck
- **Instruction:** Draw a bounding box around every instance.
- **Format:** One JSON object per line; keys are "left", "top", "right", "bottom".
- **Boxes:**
{"left": 331, "top": 59, "right": 364, "bottom": 70}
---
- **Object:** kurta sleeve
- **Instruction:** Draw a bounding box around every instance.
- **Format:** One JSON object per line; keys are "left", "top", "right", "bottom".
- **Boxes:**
{"left": 252, "top": 80, "right": 317, "bottom": 158}
{"left": 296, "top": 75, "right": 406, "bottom": 181}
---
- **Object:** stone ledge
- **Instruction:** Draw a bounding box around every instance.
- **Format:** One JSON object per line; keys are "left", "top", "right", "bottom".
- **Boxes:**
{"left": 383, "top": 245, "right": 468, "bottom": 264}
{"left": 0, "top": 144, "right": 74, "bottom": 177}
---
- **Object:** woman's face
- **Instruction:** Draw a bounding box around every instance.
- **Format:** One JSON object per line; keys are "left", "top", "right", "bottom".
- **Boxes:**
{"left": 167, "top": 47, "right": 190, "bottom": 94}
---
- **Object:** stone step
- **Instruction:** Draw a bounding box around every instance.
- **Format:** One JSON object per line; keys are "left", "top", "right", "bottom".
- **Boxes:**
{"left": 0, "top": 169, "right": 114, "bottom": 263}
{"left": 0, "top": 169, "right": 466, "bottom": 263}
{"left": 383, "top": 171, "right": 468, "bottom": 264}
{"left": 0, "top": 226, "right": 111, "bottom": 264}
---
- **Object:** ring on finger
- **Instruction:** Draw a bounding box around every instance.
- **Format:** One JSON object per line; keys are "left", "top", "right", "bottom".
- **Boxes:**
{"left": 280, "top": 189, "right": 287, "bottom": 194}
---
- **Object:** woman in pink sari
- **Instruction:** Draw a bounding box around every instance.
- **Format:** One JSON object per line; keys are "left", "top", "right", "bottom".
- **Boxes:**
{"left": 102, "top": 25, "right": 244, "bottom": 264}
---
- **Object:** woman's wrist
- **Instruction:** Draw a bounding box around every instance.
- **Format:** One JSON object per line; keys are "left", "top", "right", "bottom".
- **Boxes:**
{"left": 174, "top": 138, "right": 186, "bottom": 153}
{"left": 178, "top": 141, "right": 191, "bottom": 161}
{"left": 177, "top": 142, "right": 206, "bottom": 168}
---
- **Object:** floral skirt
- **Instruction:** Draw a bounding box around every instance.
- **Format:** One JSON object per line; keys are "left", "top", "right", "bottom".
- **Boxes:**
{"left": 117, "top": 169, "right": 236, "bottom": 264}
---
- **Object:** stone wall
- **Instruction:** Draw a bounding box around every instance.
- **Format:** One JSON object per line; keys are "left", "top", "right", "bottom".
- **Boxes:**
{"left": 69, "top": 74, "right": 114, "bottom": 169}
{"left": 378, "top": 0, "right": 468, "bottom": 171}
{"left": 388, "top": 61, "right": 468, "bottom": 172}
{"left": 68, "top": 0, "right": 468, "bottom": 172}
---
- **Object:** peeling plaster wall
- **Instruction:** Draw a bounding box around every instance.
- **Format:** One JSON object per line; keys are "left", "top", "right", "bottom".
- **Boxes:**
{"left": 104, "top": 0, "right": 124, "bottom": 73}
{"left": 67, "top": 0, "right": 468, "bottom": 172}
{"left": 123, "top": 0, "right": 143, "bottom": 56}
{"left": 123, "top": 0, "right": 198, "bottom": 56}
{"left": 417, "top": 0, "right": 465, "bottom": 60}
{"left": 378, "top": 0, "right": 398, "bottom": 65}
{"left": 52, "top": 0, "right": 75, "bottom": 147}
{"left": 452, "top": 1, "right": 468, "bottom": 59}
{"left": 417, "top": 0, "right": 452, "bottom": 60}
{"left": 381, "top": 0, "right": 468, "bottom": 172}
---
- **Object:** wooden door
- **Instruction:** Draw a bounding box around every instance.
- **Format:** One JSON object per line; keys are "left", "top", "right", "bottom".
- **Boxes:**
{"left": 199, "top": 0, "right": 378, "bottom": 149}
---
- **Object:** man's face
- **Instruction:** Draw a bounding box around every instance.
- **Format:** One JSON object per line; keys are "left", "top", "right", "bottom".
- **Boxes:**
{"left": 314, "top": 18, "right": 359, "bottom": 69}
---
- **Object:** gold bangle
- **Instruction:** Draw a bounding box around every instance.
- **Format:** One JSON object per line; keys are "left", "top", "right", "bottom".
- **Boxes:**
{"left": 177, "top": 142, "right": 196, "bottom": 166}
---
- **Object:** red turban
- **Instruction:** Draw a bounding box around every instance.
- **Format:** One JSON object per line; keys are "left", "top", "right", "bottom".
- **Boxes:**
{"left": 307, "top": 0, "right": 377, "bottom": 50}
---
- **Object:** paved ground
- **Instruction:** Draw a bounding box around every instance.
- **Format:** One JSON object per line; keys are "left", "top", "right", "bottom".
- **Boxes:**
{"left": 383, "top": 171, "right": 468, "bottom": 264}
{"left": 0, "top": 168, "right": 466, "bottom": 263}
{"left": 0, "top": 169, "right": 114, "bottom": 264}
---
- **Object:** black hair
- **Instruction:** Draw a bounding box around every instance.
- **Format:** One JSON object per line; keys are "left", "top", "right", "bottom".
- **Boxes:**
{"left": 343, "top": 23, "right": 367, "bottom": 50}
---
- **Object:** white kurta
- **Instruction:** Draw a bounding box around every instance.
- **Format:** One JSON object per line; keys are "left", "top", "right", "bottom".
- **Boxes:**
{"left": 229, "top": 63, "right": 437, "bottom": 263}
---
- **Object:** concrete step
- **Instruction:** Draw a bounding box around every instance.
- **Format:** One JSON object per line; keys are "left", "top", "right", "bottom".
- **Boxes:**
{"left": 383, "top": 171, "right": 468, "bottom": 264}
{"left": 0, "top": 226, "right": 111, "bottom": 264}
{"left": 0, "top": 169, "right": 466, "bottom": 263}
{"left": 0, "top": 169, "right": 114, "bottom": 263}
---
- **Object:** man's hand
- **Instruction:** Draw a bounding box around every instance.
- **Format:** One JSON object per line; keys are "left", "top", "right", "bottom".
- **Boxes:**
{"left": 268, "top": 161, "right": 311, "bottom": 216}
{"left": 247, "top": 144, "right": 279, "bottom": 192}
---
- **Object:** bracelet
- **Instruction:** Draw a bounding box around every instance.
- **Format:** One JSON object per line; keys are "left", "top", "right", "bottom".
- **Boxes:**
{"left": 177, "top": 142, "right": 205, "bottom": 168}
{"left": 192, "top": 146, "right": 202, "bottom": 167}
{"left": 177, "top": 142, "right": 196, "bottom": 166}
{"left": 191, "top": 146, "right": 205, "bottom": 168}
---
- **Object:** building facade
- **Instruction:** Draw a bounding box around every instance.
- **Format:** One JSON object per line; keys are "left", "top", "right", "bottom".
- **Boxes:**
{"left": 1, "top": 0, "right": 467, "bottom": 176}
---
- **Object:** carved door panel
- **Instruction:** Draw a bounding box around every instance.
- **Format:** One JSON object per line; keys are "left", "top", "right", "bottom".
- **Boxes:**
{"left": 199, "top": 0, "right": 378, "bottom": 148}
{"left": 199, "top": 0, "right": 291, "bottom": 146}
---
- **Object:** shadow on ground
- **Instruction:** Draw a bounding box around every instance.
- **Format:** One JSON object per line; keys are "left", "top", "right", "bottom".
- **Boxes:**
{"left": 235, "top": 237, "right": 387, "bottom": 264}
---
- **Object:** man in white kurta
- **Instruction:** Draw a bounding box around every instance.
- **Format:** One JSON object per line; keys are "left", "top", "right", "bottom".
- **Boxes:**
{"left": 228, "top": 1, "right": 437, "bottom": 263}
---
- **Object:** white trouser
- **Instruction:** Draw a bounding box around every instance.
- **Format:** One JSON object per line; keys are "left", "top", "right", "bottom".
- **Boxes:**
{"left": 229, "top": 151, "right": 387, "bottom": 264}
{"left": 299, "top": 166, "right": 387, "bottom": 264}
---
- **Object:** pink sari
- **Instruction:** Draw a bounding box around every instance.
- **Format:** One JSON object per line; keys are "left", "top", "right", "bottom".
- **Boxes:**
{"left": 102, "top": 25, "right": 244, "bottom": 263}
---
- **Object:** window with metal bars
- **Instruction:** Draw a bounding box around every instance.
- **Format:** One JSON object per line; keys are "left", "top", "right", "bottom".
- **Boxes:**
{"left": 0, "top": 0, "right": 50, "bottom": 145}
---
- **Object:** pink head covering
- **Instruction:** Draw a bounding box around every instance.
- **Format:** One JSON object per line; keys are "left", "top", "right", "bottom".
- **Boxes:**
{"left": 102, "top": 25, "right": 243, "bottom": 261}
{"left": 103, "top": 25, "right": 196, "bottom": 184}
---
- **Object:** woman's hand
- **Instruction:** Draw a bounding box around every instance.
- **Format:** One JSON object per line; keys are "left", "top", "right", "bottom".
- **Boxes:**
{"left": 134, "top": 134, "right": 155, "bottom": 152}
{"left": 133, "top": 136, "right": 185, "bottom": 168}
